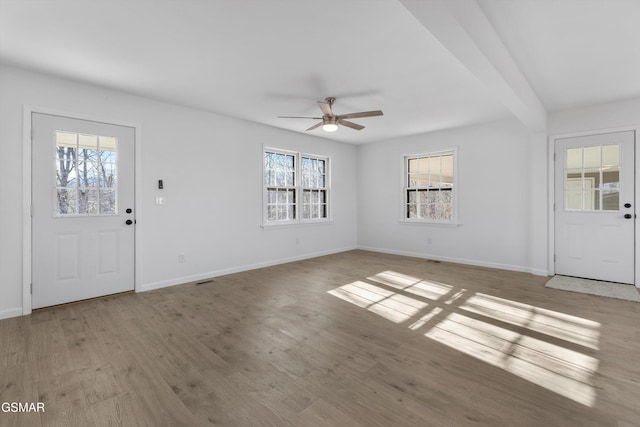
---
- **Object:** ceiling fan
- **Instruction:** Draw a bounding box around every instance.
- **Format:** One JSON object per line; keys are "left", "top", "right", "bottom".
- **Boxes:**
{"left": 278, "top": 97, "right": 383, "bottom": 132}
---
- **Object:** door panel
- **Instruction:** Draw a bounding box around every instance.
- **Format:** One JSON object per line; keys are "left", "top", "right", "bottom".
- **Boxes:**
{"left": 555, "top": 131, "right": 635, "bottom": 284}
{"left": 32, "top": 113, "right": 135, "bottom": 308}
{"left": 98, "top": 231, "right": 118, "bottom": 275}
{"left": 566, "top": 223, "right": 584, "bottom": 260}
{"left": 57, "top": 233, "right": 79, "bottom": 280}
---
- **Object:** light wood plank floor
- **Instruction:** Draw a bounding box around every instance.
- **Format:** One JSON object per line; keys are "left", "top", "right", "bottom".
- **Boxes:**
{"left": 1, "top": 250, "right": 639, "bottom": 426}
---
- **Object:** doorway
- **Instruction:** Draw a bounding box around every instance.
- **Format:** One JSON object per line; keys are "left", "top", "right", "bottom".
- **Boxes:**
{"left": 554, "top": 130, "right": 635, "bottom": 284}
{"left": 31, "top": 112, "right": 136, "bottom": 308}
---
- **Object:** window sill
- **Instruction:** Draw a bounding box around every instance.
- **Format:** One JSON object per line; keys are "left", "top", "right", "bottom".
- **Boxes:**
{"left": 261, "top": 220, "right": 334, "bottom": 230}
{"left": 398, "top": 220, "right": 462, "bottom": 228}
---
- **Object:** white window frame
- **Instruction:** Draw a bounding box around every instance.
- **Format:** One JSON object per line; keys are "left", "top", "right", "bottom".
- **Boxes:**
{"left": 263, "top": 147, "right": 330, "bottom": 227}
{"left": 401, "top": 148, "right": 458, "bottom": 225}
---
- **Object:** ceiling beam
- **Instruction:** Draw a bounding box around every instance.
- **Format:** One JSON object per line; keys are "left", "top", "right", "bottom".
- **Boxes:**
{"left": 399, "top": 0, "right": 547, "bottom": 131}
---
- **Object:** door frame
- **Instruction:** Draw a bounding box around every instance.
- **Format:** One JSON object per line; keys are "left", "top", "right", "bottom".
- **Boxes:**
{"left": 22, "top": 105, "right": 143, "bottom": 315}
{"left": 548, "top": 125, "right": 639, "bottom": 288}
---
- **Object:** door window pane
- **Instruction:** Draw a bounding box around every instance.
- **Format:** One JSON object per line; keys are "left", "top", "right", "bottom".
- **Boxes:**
{"left": 78, "top": 189, "right": 99, "bottom": 214}
{"left": 54, "top": 131, "right": 118, "bottom": 216}
{"left": 602, "top": 190, "right": 619, "bottom": 211}
{"left": 602, "top": 167, "right": 620, "bottom": 211}
{"left": 564, "top": 144, "right": 621, "bottom": 212}
{"left": 566, "top": 148, "right": 582, "bottom": 169}
{"left": 583, "top": 146, "right": 601, "bottom": 168}
{"left": 602, "top": 145, "right": 620, "bottom": 167}
{"left": 602, "top": 168, "right": 620, "bottom": 186}
{"left": 100, "top": 189, "right": 117, "bottom": 214}
{"left": 56, "top": 188, "right": 77, "bottom": 215}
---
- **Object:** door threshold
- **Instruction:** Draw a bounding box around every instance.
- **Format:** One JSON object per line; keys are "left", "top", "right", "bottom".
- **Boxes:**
{"left": 32, "top": 290, "right": 134, "bottom": 312}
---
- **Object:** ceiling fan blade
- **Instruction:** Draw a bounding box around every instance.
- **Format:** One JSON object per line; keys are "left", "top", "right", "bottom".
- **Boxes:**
{"left": 306, "top": 122, "right": 323, "bottom": 131}
{"left": 338, "top": 110, "right": 383, "bottom": 120}
{"left": 278, "top": 115, "right": 322, "bottom": 119}
{"left": 317, "top": 101, "right": 333, "bottom": 116}
{"left": 338, "top": 119, "right": 364, "bottom": 130}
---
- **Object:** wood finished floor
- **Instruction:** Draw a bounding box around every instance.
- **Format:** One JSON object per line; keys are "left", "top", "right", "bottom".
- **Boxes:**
{"left": 1, "top": 250, "right": 639, "bottom": 426}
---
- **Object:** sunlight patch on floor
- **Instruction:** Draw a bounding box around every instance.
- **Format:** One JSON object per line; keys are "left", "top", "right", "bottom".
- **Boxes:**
{"left": 328, "top": 281, "right": 394, "bottom": 308}
{"left": 460, "top": 293, "right": 601, "bottom": 350}
{"left": 328, "top": 281, "right": 428, "bottom": 323}
{"left": 426, "top": 312, "right": 599, "bottom": 406}
{"left": 327, "top": 271, "right": 602, "bottom": 407}
{"left": 368, "top": 270, "right": 452, "bottom": 300}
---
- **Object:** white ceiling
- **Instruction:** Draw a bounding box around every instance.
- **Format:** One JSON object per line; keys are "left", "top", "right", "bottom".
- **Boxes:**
{"left": 478, "top": 0, "right": 640, "bottom": 112}
{"left": 1, "top": 0, "right": 638, "bottom": 144}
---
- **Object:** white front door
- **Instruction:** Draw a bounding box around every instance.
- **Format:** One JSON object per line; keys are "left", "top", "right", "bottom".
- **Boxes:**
{"left": 555, "top": 131, "right": 635, "bottom": 284}
{"left": 32, "top": 113, "right": 135, "bottom": 308}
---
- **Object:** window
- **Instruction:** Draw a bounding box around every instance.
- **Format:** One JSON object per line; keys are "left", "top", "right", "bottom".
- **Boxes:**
{"left": 264, "top": 149, "right": 329, "bottom": 225}
{"left": 404, "top": 150, "right": 455, "bottom": 222}
{"left": 264, "top": 151, "right": 296, "bottom": 222}
{"left": 301, "top": 156, "right": 328, "bottom": 220}
{"left": 55, "top": 131, "right": 118, "bottom": 216}
{"left": 564, "top": 144, "right": 620, "bottom": 211}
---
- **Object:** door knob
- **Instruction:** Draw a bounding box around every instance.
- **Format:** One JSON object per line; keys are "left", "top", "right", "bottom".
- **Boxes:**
{"left": 624, "top": 203, "right": 632, "bottom": 208}
{"left": 624, "top": 214, "right": 633, "bottom": 219}
{"left": 126, "top": 219, "right": 133, "bottom": 225}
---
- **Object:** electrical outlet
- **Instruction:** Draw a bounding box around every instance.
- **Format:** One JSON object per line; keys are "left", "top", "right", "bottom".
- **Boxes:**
{"left": 179, "top": 252, "right": 185, "bottom": 263}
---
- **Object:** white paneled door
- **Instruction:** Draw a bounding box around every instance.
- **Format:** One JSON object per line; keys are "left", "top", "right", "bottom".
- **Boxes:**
{"left": 32, "top": 113, "right": 135, "bottom": 308}
{"left": 555, "top": 131, "right": 635, "bottom": 284}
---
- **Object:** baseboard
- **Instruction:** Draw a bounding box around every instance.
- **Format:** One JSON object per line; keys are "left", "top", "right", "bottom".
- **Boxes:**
{"left": 530, "top": 268, "right": 549, "bottom": 277}
{"left": 140, "top": 246, "right": 358, "bottom": 292}
{"left": 357, "top": 245, "right": 540, "bottom": 274}
{"left": 0, "top": 307, "right": 24, "bottom": 320}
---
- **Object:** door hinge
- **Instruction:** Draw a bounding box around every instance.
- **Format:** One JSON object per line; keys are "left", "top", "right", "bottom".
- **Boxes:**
{"left": 30, "top": 283, "right": 33, "bottom": 294}
{"left": 553, "top": 152, "right": 556, "bottom": 161}
{"left": 553, "top": 254, "right": 556, "bottom": 262}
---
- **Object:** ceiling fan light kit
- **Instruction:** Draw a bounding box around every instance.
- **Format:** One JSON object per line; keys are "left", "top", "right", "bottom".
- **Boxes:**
{"left": 322, "top": 117, "right": 338, "bottom": 132}
{"left": 278, "top": 97, "right": 383, "bottom": 132}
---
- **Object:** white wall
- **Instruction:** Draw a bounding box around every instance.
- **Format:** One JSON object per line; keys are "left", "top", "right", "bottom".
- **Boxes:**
{"left": 548, "top": 97, "right": 640, "bottom": 136}
{"left": 0, "top": 65, "right": 358, "bottom": 319}
{"left": 357, "top": 118, "right": 547, "bottom": 273}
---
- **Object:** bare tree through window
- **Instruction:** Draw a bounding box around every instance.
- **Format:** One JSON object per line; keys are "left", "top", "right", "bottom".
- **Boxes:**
{"left": 55, "top": 131, "right": 118, "bottom": 215}
{"left": 263, "top": 149, "right": 330, "bottom": 224}
{"left": 405, "top": 152, "right": 455, "bottom": 222}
